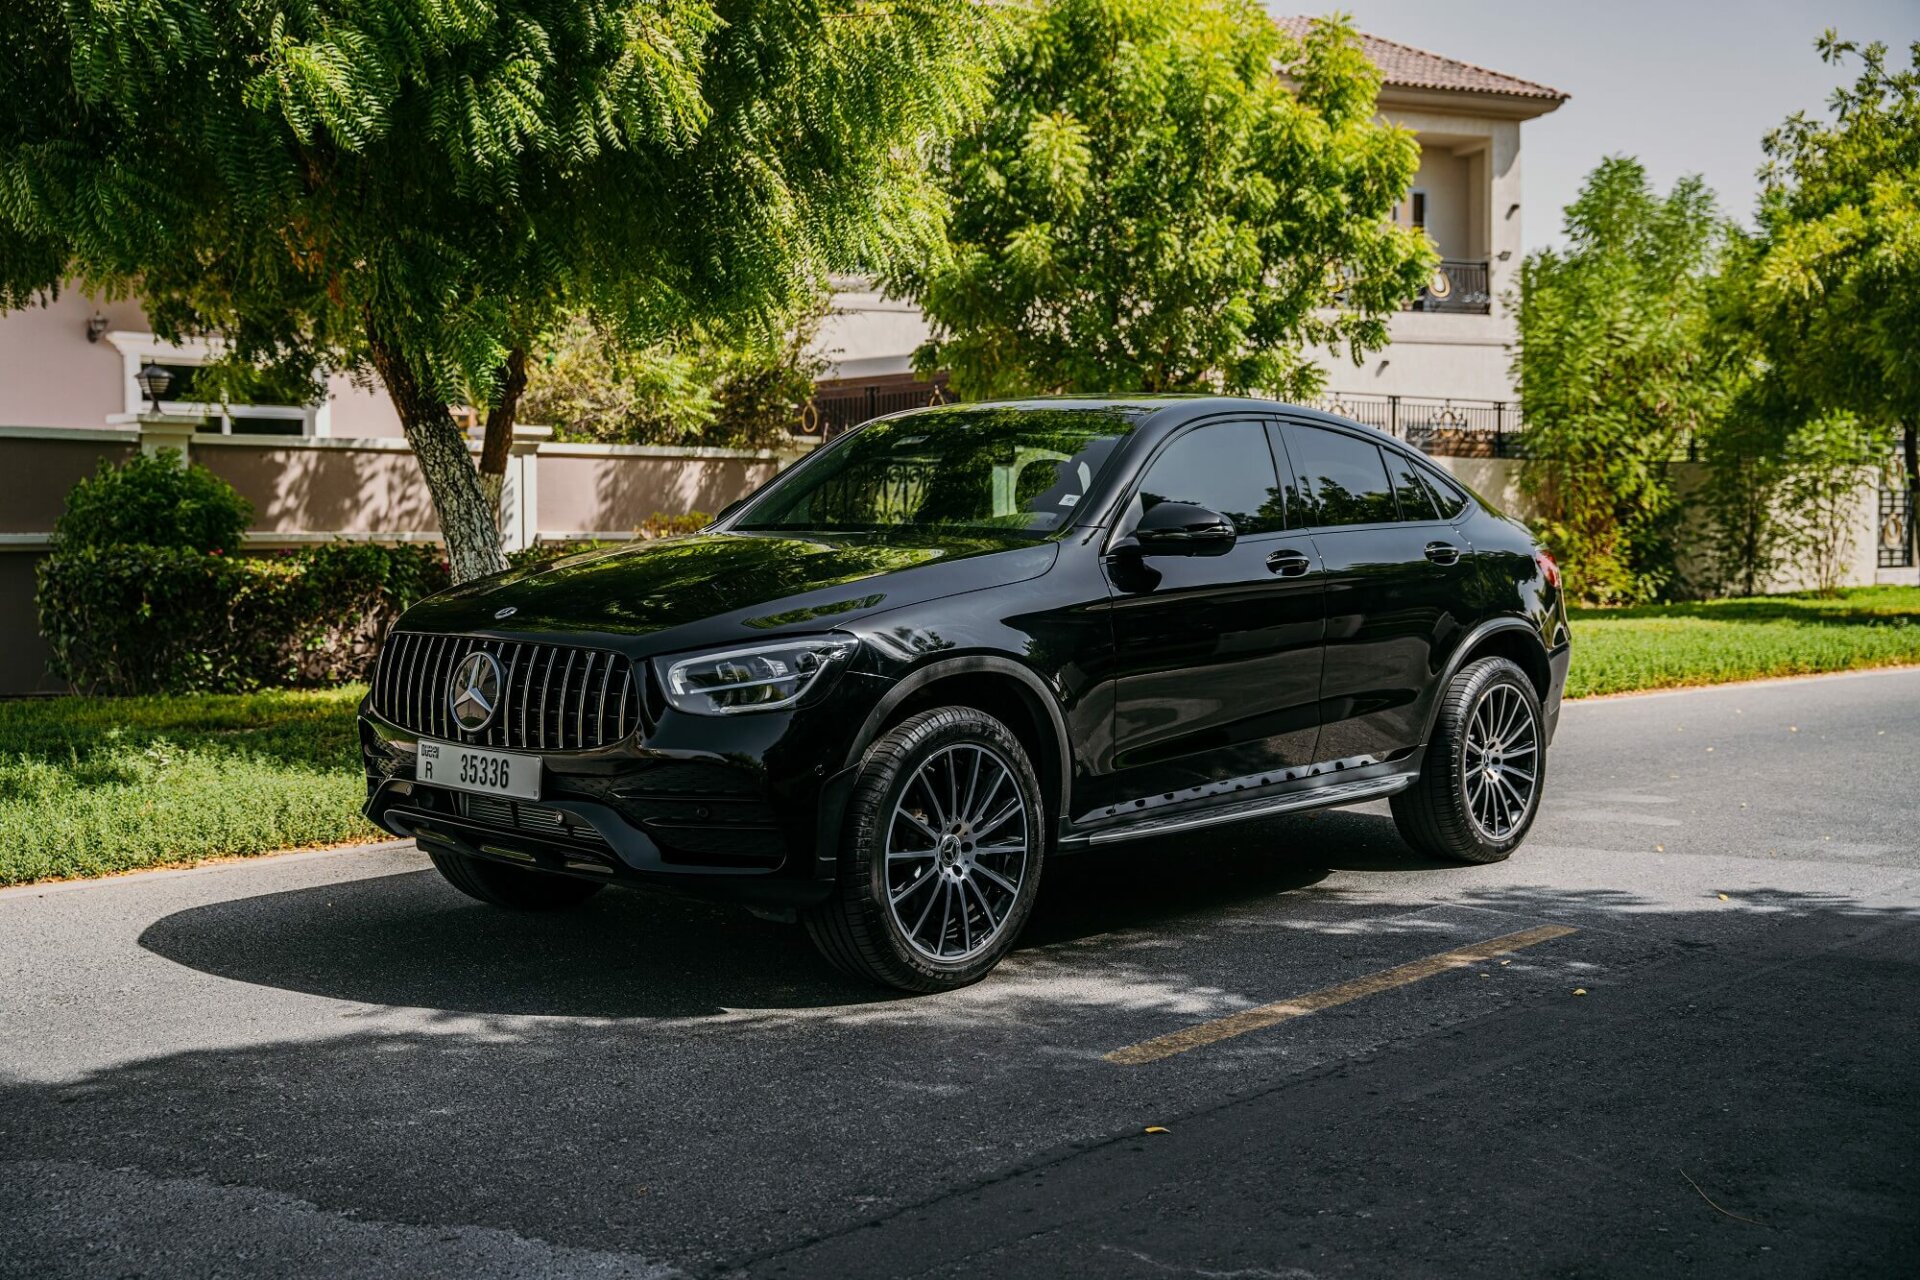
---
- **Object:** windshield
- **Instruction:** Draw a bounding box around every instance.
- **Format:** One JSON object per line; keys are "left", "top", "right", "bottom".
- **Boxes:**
{"left": 736, "top": 406, "right": 1143, "bottom": 536}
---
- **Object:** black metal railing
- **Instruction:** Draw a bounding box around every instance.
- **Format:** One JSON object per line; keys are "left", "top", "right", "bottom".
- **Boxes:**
{"left": 371, "top": 633, "right": 641, "bottom": 751}
{"left": 1411, "top": 260, "right": 1492, "bottom": 314}
{"left": 797, "top": 378, "right": 949, "bottom": 439}
{"left": 1313, "top": 393, "right": 1527, "bottom": 458}
{"left": 1881, "top": 487, "right": 1916, "bottom": 569}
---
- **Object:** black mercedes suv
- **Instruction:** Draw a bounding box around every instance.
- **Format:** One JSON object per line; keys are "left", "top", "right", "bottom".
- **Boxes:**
{"left": 361, "top": 397, "right": 1570, "bottom": 990}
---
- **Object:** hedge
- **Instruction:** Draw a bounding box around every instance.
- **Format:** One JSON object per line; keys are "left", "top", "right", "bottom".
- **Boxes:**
{"left": 36, "top": 542, "right": 448, "bottom": 695}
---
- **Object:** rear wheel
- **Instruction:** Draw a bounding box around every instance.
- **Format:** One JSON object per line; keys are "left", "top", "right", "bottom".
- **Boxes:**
{"left": 1391, "top": 656, "right": 1545, "bottom": 864}
{"left": 805, "top": 707, "right": 1045, "bottom": 992}
{"left": 426, "top": 847, "right": 606, "bottom": 910}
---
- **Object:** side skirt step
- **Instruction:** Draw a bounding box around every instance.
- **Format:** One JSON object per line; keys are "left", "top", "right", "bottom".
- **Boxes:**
{"left": 1067, "top": 773, "right": 1416, "bottom": 847}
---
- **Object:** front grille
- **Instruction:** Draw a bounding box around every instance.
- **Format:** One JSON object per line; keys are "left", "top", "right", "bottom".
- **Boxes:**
{"left": 456, "top": 793, "right": 608, "bottom": 847}
{"left": 371, "top": 632, "right": 640, "bottom": 750}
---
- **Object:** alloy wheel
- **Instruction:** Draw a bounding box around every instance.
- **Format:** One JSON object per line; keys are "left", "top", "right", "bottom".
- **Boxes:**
{"left": 884, "top": 743, "right": 1032, "bottom": 963}
{"left": 1463, "top": 682, "right": 1540, "bottom": 841}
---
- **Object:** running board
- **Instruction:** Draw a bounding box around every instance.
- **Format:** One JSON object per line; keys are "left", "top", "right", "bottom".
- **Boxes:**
{"left": 1070, "top": 774, "right": 1415, "bottom": 846}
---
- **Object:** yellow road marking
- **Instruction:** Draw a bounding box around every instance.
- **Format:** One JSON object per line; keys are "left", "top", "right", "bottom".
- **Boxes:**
{"left": 1105, "top": 923, "right": 1578, "bottom": 1065}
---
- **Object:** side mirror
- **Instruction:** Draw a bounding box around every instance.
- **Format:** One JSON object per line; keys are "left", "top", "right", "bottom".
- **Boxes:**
{"left": 1120, "top": 502, "right": 1237, "bottom": 557}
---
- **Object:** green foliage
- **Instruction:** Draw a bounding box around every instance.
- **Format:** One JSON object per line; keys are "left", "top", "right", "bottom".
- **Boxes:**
{"left": 0, "top": 0, "right": 1003, "bottom": 580}
{"left": 36, "top": 543, "right": 447, "bottom": 696}
{"left": 53, "top": 452, "right": 253, "bottom": 555}
{"left": 523, "top": 313, "right": 825, "bottom": 450}
{"left": 0, "top": 687, "right": 375, "bottom": 885}
{"left": 1566, "top": 586, "right": 1920, "bottom": 698}
{"left": 1514, "top": 158, "right": 1733, "bottom": 605}
{"left": 1751, "top": 35, "right": 1920, "bottom": 429}
{"left": 897, "top": 2, "right": 1434, "bottom": 399}
{"left": 1740, "top": 33, "right": 1920, "bottom": 562}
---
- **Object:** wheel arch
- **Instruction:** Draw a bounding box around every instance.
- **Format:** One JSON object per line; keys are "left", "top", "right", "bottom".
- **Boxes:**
{"left": 1424, "top": 618, "right": 1552, "bottom": 741}
{"left": 844, "top": 656, "right": 1072, "bottom": 836}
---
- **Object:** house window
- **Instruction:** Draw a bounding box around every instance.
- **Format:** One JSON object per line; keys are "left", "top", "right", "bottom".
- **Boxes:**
{"left": 106, "top": 334, "right": 326, "bottom": 435}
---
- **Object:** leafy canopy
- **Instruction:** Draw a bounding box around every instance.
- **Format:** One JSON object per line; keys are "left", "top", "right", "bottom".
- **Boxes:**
{"left": 1747, "top": 33, "right": 1920, "bottom": 433}
{"left": 895, "top": 1, "right": 1434, "bottom": 400}
{"left": 0, "top": 1, "right": 1000, "bottom": 579}
{"left": 1513, "top": 157, "right": 1733, "bottom": 605}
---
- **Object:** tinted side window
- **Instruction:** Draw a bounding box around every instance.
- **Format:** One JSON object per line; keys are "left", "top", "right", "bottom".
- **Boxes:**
{"left": 1420, "top": 466, "right": 1470, "bottom": 520}
{"left": 1284, "top": 426, "right": 1398, "bottom": 527}
{"left": 1134, "top": 421, "right": 1285, "bottom": 535}
{"left": 1385, "top": 449, "right": 1441, "bottom": 521}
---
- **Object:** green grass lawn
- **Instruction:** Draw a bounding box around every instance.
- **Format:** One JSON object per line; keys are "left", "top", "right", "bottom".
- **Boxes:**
{"left": 1567, "top": 585, "right": 1920, "bottom": 698}
{"left": 0, "top": 686, "right": 376, "bottom": 887}
{"left": 3, "top": 586, "right": 1916, "bottom": 886}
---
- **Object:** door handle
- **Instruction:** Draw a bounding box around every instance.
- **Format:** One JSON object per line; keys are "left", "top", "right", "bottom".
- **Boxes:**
{"left": 1424, "top": 541, "right": 1462, "bottom": 566}
{"left": 1266, "top": 548, "right": 1312, "bottom": 577}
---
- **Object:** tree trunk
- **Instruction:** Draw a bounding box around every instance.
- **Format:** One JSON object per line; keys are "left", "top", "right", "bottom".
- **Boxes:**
{"left": 477, "top": 347, "right": 527, "bottom": 514}
{"left": 365, "top": 321, "right": 508, "bottom": 584}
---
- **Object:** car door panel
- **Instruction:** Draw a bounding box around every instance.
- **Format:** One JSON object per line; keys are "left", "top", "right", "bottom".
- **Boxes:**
{"left": 1093, "top": 417, "right": 1326, "bottom": 814}
{"left": 1276, "top": 422, "right": 1471, "bottom": 763}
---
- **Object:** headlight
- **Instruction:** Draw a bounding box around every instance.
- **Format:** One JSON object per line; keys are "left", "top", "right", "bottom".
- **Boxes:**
{"left": 655, "top": 635, "right": 858, "bottom": 716}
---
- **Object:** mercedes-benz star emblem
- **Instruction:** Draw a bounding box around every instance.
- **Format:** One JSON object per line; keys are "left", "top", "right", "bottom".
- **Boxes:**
{"left": 494, "top": 606, "right": 518, "bottom": 620}
{"left": 448, "top": 651, "right": 504, "bottom": 733}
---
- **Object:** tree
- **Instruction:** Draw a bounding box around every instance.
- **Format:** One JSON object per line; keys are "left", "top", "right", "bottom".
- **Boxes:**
{"left": 521, "top": 310, "right": 827, "bottom": 451}
{"left": 1512, "top": 158, "right": 1734, "bottom": 605}
{"left": 0, "top": 1, "right": 997, "bottom": 581}
{"left": 894, "top": 2, "right": 1434, "bottom": 400}
{"left": 1743, "top": 33, "right": 1920, "bottom": 567}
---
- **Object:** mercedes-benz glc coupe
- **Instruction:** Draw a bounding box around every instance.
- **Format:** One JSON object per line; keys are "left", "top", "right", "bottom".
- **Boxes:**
{"left": 361, "top": 397, "right": 1570, "bottom": 990}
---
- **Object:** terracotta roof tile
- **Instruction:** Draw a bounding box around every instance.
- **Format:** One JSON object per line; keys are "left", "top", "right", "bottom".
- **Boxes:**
{"left": 1275, "top": 16, "right": 1568, "bottom": 102}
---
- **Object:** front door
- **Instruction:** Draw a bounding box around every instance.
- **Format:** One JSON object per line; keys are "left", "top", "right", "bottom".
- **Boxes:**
{"left": 1096, "top": 417, "right": 1326, "bottom": 815}
{"left": 1274, "top": 421, "right": 1472, "bottom": 763}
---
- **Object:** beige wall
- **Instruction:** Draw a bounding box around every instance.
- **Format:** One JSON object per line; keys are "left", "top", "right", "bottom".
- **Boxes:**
{"left": 196, "top": 439, "right": 439, "bottom": 536}
{"left": 538, "top": 446, "right": 783, "bottom": 534}
{"left": 0, "top": 292, "right": 146, "bottom": 430}
{"left": 0, "top": 288, "right": 403, "bottom": 436}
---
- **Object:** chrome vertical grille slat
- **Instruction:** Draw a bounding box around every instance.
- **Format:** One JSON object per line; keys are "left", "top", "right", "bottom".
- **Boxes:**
{"left": 369, "top": 632, "right": 638, "bottom": 751}
{"left": 575, "top": 651, "right": 596, "bottom": 750}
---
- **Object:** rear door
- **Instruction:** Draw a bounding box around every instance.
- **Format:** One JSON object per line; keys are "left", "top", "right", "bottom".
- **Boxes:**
{"left": 1273, "top": 422, "right": 1472, "bottom": 764}
{"left": 1096, "top": 417, "right": 1326, "bottom": 812}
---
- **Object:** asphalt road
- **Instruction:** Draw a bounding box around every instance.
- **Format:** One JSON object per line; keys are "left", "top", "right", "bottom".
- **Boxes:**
{"left": 3, "top": 668, "right": 1918, "bottom": 1278}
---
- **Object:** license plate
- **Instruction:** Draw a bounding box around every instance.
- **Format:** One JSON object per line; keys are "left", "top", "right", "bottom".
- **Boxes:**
{"left": 417, "top": 739, "right": 541, "bottom": 800}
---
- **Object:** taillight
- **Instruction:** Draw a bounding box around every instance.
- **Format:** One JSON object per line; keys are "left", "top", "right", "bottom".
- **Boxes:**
{"left": 1535, "top": 550, "right": 1561, "bottom": 590}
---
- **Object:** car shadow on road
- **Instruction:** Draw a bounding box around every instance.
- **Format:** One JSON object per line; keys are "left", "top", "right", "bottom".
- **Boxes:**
{"left": 134, "top": 808, "right": 1461, "bottom": 1018}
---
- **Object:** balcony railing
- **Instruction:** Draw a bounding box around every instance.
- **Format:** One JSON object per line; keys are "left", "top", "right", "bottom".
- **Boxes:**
{"left": 1410, "top": 259, "right": 1492, "bottom": 315}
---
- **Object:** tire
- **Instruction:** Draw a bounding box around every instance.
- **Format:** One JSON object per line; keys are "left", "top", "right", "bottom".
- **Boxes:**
{"left": 426, "top": 846, "right": 606, "bottom": 910}
{"left": 804, "top": 707, "right": 1046, "bottom": 992}
{"left": 1391, "top": 656, "right": 1546, "bottom": 865}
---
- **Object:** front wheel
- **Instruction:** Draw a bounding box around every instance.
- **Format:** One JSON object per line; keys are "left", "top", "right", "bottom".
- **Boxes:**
{"left": 1391, "top": 656, "right": 1546, "bottom": 864}
{"left": 804, "top": 707, "right": 1045, "bottom": 992}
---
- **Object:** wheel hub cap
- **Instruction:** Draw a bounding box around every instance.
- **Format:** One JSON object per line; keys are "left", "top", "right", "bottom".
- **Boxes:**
{"left": 1463, "top": 684, "right": 1540, "bottom": 841}
{"left": 884, "top": 743, "right": 1031, "bottom": 963}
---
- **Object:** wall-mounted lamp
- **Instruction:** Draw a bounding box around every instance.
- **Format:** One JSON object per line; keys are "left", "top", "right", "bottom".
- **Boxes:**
{"left": 1374, "top": 359, "right": 1391, "bottom": 376}
{"left": 135, "top": 362, "right": 175, "bottom": 413}
{"left": 1496, "top": 250, "right": 1513, "bottom": 262}
{"left": 1505, "top": 203, "right": 1522, "bottom": 220}
{"left": 85, "top": 312, "right": 109, "bottom": 343}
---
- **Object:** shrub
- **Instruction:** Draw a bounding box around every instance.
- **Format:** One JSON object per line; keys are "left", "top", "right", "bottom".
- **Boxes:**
{"left": 53, "top": 450, "right": 253, "bottom": 554}
{"left": 36, "top": 543, "right": 449, "bottom": 695}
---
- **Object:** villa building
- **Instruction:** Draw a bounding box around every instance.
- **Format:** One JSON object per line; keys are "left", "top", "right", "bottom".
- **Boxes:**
{"left": 805, "top": 21, "right": 1569, "bottom": 448}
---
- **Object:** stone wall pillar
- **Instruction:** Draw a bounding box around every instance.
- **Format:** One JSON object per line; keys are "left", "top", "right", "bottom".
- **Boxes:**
{"left": 136, "top": 414, "right": 200, "bottom": 463}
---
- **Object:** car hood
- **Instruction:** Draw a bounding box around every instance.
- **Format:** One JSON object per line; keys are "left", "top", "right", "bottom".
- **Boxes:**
{"left": 399, "top": 529, "right": 1059, "bottom": 654}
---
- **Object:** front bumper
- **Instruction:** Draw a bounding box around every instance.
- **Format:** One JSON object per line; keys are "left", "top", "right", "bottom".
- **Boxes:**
{"left": 359, "top": 677, "right": 882, "bottom": 907}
